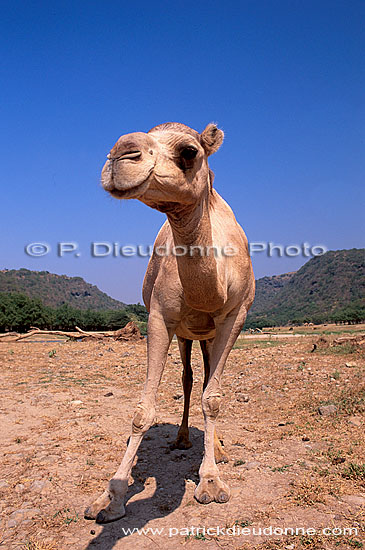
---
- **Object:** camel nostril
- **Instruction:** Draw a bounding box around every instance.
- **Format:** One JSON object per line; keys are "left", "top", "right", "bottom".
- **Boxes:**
{"left": 96, "top": 510, "right": 107, "bottom": 524}
{"left": 117, "top": 151, "right": 142, "bottom": 161}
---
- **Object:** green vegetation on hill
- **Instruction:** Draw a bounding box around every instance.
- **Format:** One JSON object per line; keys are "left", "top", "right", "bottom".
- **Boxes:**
{"left": 0, "top": 268, "right": 125, "bottom": 310}
{"left": 0, "top": 292, "right": 148, "bottom": 334}
{"left": 246, "top": 249, "right": 365, "bottom": 328}
{"left": 0, "top": 268, "right": 149, "bottom": 333}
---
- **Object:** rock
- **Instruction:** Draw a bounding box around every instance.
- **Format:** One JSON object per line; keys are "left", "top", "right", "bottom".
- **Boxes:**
{"left": 302, "top": 436, "right": 310, "bottom": 441}
{"left": 121, "top": 352, "right": 130, "bottom": 357}
{"left": 30, "top": 480, "right": 52, "bottom": 494}
{"left": 236, "top": 393, "right": 249, "bottom": 403}
{"left": 318, "top": 404, "right": 337, "bottom": 416}
{"left": 8, "top": 519, "right": 18, "bottom": 528}
{"left": 345, "top": 362, "right": 357, "bottom": 368}
{"left": 103, "top": 392, "right": 113, "bottom": 397}
{"left": 70, "top": 400, "right": 83, "bottom": 405}
{"left": 342, "top": 495, "right": 365, "bottom": 507}
{"left": 348, "top": 416, "right": 362, "bottom": 427}
{"left": 244, "top": 461, "right": 260, "bottom": 470}
{"left": 8, "top": 507, "right": 41, "bottom": 528}
{"left": 0, "top": 480, "right": 9, "bottom": 490}
{"left": 261, "top": 385, "right": 270, "bottom": 392}
{"left": 14, "top": 484, "right": 25, "bottom": 494}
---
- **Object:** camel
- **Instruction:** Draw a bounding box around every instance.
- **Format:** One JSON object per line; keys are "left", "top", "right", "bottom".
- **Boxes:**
{"left": 85, "top": 122, "right": 255, "bottom": 523}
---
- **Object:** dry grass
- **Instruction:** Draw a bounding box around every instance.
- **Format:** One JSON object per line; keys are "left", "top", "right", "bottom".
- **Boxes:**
{"left": 41, "top": 506, "right": 79, "bottom": 530}
{"left": 288, "top": 477, "right": 331, "bottom": 506}
{"left": 21, "top": 540, "right": 58, "bottom": 550}
{"left": 342, "top": 462, "right": 365, "bottom": 484}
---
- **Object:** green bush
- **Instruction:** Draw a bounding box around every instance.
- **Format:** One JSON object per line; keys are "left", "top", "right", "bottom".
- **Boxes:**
{"left": 0, "top": 292, "right": 148, "bottom": 333}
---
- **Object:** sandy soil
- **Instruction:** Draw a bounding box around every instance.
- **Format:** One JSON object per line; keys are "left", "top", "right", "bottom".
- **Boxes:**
{"left": 0, "top": 332, "right": 364, "bottom": 550}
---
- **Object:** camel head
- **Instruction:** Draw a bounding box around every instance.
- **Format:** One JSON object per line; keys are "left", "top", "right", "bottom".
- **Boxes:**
{"left": 101, "top": 122, "right": 224, "bottom": 211}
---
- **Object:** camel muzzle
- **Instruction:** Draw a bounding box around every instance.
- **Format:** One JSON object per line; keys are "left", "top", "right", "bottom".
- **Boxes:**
{"left": 101, "top": 135, "right": 156, "bottom": 198}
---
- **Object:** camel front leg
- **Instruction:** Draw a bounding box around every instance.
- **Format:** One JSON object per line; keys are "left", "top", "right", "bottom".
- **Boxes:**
{"left": 201, "top": 340, "right": 229, "bottom": 464}
{"left": 195, "top": 306, "right": 247, "bottom": 504}
{"left": 85, "top": 311, "right": 174, "bottom": 523}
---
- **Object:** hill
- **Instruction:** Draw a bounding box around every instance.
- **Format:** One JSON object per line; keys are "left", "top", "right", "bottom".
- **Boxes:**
{"left": 0, "top": 268, "right": 125, "bottom": 311}
{"left": 249, "top": 272, "right": 295, "bottom": 314}
{"left": 247, "top": 248, "right": 365, "bottom": 328}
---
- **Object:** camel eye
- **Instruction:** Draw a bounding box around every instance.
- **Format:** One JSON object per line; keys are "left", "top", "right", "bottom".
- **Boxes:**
{"left": 180, "top": 147, "right": 198, "bottom": 161}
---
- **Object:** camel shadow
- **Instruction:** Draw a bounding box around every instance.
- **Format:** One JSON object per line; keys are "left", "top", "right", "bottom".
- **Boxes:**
{"left": 85, "top": 422, "right": 204, "bottom": 549}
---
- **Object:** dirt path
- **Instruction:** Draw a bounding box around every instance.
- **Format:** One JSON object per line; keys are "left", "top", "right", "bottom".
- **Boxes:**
{"left": 0, "top": 336, "right": 364, "bottom": 549}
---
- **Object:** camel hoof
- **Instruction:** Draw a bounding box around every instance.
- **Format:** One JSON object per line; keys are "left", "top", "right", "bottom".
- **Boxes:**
{"left": 217, "top": 491, "right": 229, "bottom": 503}
{"left": 197, "top": 492, "right": 213, "bottom": 504}
{"left": 170, "top": 439, "right": 193, "bottom": 451}
{"left": 85, "top": 482, "right": 127, "bottom": 523}
{"left": 94, "top": 503, "right": 126, "bottom": 524}
{"left": 84, "top": 507, "right": 96, "bottom": 520}
{"left": 84, "top": 490, "right": 111, "bottom": 521}
{"left": 96, "top": 509, "right": 108, "bottom": 524}
{"left": 195, "top": 476, "right": 231, "bottom": 505}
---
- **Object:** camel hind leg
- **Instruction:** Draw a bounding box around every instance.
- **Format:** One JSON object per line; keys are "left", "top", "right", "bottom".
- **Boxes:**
{"left": 171, "top": 337, "right": 193, "bottom": 450}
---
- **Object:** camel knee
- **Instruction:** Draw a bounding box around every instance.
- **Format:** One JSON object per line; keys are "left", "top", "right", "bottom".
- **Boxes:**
{"left": 132, "top": 403, "right": 155, "bottom": 434}
{"left": 202, "top": 391, "right": 222, "bottom": 419}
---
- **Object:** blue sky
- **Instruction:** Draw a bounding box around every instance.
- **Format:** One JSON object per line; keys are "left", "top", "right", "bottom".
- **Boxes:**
{"left": 1, "top": 0, "right": 364, "bottom": 303}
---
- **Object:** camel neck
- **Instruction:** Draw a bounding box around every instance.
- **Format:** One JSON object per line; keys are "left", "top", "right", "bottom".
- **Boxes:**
{"left": 166, "top": 192, "right": 226, "bottom": 312}
{"left": 167, "top": 193, "right": 210, "bottom": 243}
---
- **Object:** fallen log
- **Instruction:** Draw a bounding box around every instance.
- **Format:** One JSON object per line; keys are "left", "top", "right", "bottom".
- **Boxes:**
{"left": 0, "top": 321, "right": 144, "bottom": 342}
{"left": 3, "top": 328, "right": 81, "bottom": 342}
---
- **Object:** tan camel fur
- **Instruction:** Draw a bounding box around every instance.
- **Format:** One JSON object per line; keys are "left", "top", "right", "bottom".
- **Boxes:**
{"left": 85, "top": 122, "right": 255, "bottom": 523}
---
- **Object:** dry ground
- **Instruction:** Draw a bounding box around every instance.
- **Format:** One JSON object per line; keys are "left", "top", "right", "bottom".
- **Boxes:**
{"left": 0, "top": 329, "right": 364, "bottom": 550}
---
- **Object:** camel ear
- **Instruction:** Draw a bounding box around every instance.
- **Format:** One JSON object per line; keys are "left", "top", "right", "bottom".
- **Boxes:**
{"left": 200, "top": 123, "right": 224, "bottom": 156}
